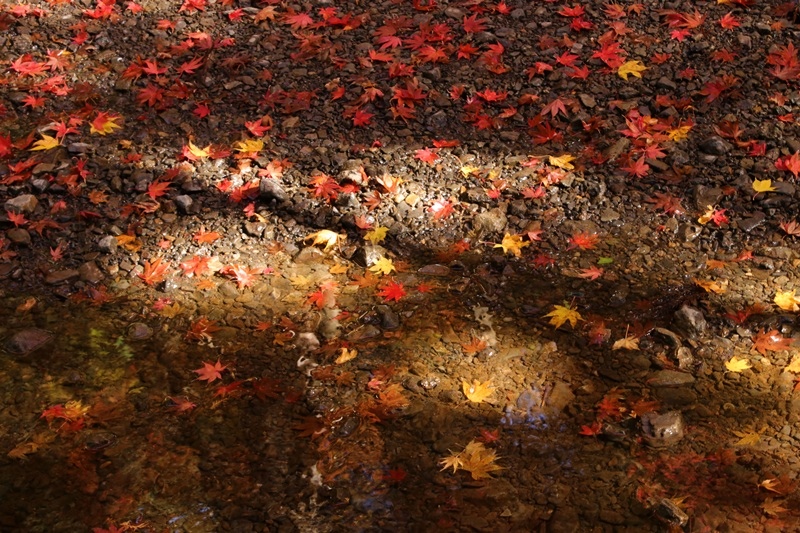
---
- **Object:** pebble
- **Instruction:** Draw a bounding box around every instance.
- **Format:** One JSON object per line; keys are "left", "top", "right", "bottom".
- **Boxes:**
{"left": 174, "top": 195, "right": 193, "bottom": 214}
{"left": 698, "top": 135, "right": 733, "bottom": 155}
{"left": 45, "top": 269, "right": 80, "bottom": 285}
{"left": 3, "top": 328, "right": 53, "bottom": 355}
{"left": 647, "top": 370, "right": 695, "bottom": 387}
{"left": 4, "top": 194, "right": 38, "bottom": 214}
{"left": 641, "top": 411, "right": 685, "bottom": 447}
{"left": 79, "top": 261, "right": 105, "bottom": 284}
{"left": 473, "top": 208, "right": 507, "bottom": 234}
{"left": 7, "top": 228, "right": 31, "bottom": 245}
{"left": 259, "top": 178, "right": 288, "bottom": 202}
{"left": 97, "top": 235, "right": 118, "bottom": 253}
{"left": 673, "top": 305, "right": 707, "bottom": 339}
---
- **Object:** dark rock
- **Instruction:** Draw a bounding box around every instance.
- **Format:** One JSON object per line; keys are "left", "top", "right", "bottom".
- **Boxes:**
{"left": 738, "top": 211, "right": 766, "bottom": 232}
{"left": 673, "top": 305, "right": 707, "bottom": 339}
{"left": 259, "top": 178, "right": 288, "bottom": 202}
{"left": 97, "top": 235, "right": 118, "bottom": 253}
{"left": 127, "top": 322, "right": 153, "bottom": 340}
{"left": 7, "top": 228, "right": 31, "bottom": 245}
{"left": 376, "top": 304, "right": 401, "bottom": 330}
{"left": 473, "top": 208, "right": 507, "bottom": 234}
{"left": 44, "top": 269, "right": 80, "bottom": 285}
{"left": 4, "top": 328, "right": 53, "bottom": 355}
{"left": 647, "top": 370, "right": 695, "bottom": 387}
{"left": 174, "top": 195, "right": 193, "bottom": 214}
{"left": 79, "top": 261, "right": 105, "bottom": 284}
{"left": 698, "top": 136, "right": 733, "bottom": 155}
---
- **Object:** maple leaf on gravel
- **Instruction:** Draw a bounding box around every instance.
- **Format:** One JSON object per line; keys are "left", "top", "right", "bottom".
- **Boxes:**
{"left": 752, "top": 329, "right": 793, "bottom": 355}
{"left": 775, "top": 151, "right": 800, "bottom": 178}
{"left": 415, "top": 148, "right": 438, "bottom": 165}
{"left": 567, "top": 232, "right": 600, "bottom": 250}
{"left": 138, "top": 257, "right": 170, "bottom": 285}
{"left": 194, "top": 359, "right": 226, "bottom": 383}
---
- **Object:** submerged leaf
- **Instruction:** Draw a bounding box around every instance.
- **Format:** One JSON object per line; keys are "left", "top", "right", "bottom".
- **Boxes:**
{"left": 544, "top": 303, "right": 582, "bottom": 329}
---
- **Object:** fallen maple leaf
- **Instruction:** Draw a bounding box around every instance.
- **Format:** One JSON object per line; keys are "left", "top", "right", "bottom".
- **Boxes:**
{"left": 304, "top": 229, "right": 341, "bottom": 251}
{"left": 544, "top": 303, "right": 582, "bottom": 329}
{"left": 89, "top": 112, "right": 122, "bottom": 135}
{"left": 440, "top": 440, "right": 503, "bottom": 480}
{"left": 725, "top": 356, "right": 752, "bottom": 373}
{"left": 774, "top": 290, "right": 800, "bottom": 312}
{"left": 693, "top": 278, "right": 727, "bottom": 294}
{"left": 548, "top": 153, "right": 576, "bottom": 170}
{"left": 775, "top": 151, "right": 800, "bottom": 178}
{"left": 494, "top": 233, "right": 529, "bottom": 257}
{"left": 618, "top": 60, "right": 647, "bottom": 80}
{"left": 29, "top": 134, "right": 60, "bottom": 151}
{"left": 138, "top": 257, "right": 170, "bottom": 285}
{"left": 364, "top": 226, "right": 388, "bottom": 245}
{"left": 194, "top": 359, "right": 226, "bottom": 383}
{"left": 369, "top": 256, "right": 396, "bottom": 276}
{"left": 335, "top": 347, "right": 357, "bottom": 364}
{"left": 377, "top": 279, "right": 406, "bottom": 301}
{"left": 567, "top": 232, "right": 600, "bottom": 250}
{"left": 759, "top": 476, "right": 797, "bottom": 496}
{"left": 612, "top": 336, "right": 640, "bottom": 351}
{"left": 462, "top": 379, "right": 495, "bottom": 403}
{"left": 752, "top": 329, "right": 793, "bottom": 355}
{"left": 752, "top": 179, "right": 776, "bottom": 195}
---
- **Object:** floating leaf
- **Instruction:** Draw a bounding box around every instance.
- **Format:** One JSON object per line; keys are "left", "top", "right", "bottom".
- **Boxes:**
{"left": 462, "top": 379, "right": 495, "bottom": 403}
{"left": 494, "top": 233, "right": 529, "bottom": 257}
{"left": 234, "top": 138, "right": 264, "bottom": 153}
{"left": 544, "top": 303, "right": 582, "bottom": 329}
{"left": 725, "top": 356, "right": 751, "bottom": 373}
{"left": 732, "top": 427, "right": 764, "bottom": 446}
{"left": 439, "top": 440, "right": 503, "bottom": 480}
{"left": 187, "top": 141, "right": 210, "bottom": 159}
{"left": 364, "top": 226, "right": 388, "bottom": 245}
{"left": 774, "top": 289, "right": 800, "bottom": 312}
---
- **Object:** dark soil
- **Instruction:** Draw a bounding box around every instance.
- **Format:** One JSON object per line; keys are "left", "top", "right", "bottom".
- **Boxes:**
{"left": 2, "top": 0, "right": 800, "bottom": 531}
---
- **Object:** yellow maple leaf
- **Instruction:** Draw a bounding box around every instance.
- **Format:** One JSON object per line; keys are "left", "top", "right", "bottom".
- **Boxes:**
{"left": 90, "top": 113, "right": 122, "bottom": 135}
{"left": 289, "top": 275, "right": 312, "bottom": 288}
{"left": 369, "top": 256, "right": 396, "bottom": 276}
{"left": 697, "top": 205, "right": 715, "bottom": 225}
{"left": 762, "top": 498, "right": 788, "bottom": 517}
{"left": 440, "top": 440, "right": 503, "bottom": 480}
{"left": 187, "top": 141, "right": 210, "bottom": 159}
{"left": 460, "top": 164, "right": 480, "bottom": 177}
{"left": 612, "top": 336, "right": 640, "bottom": 351}
{"left": 618, "top": 60, "right": 647, "bottom": 80}
{"left": 364, "top": 226, "right": 388, "bottom": 245}
{"left": 752, "top": 179, "right": 776, "bottom": 194}
{"left": 462, "top": 379, "right": 495, "bottom": 403}
{"left": 668, "top": 124, "right": 692, "bottom": 142}
{"left": 693, "top": 278, "right": 727, "bottom": 294}
{"left": 785, "top": 356, "right": 800, "bottom": 373}
{"left": 774, "top": 289, "right": 800, "bottom": 312}
{"left": 234, "top": 139, "right": 264, "bottom": 153}
{"left": 334, "top": 347, "right": 357, "bottom": 364}
{"left": 29, "top": 134, "right": 60, "bottom": 151}
{"left": 494, "top": 233, "right": 529, "bottom": 257}
{"left": 733, "top": 427, "right": 764, "bottom": 446}
{"left": 548, "top": 154, "right": 576, "bottom": 170}
{"left": 725, "top": 356, "right": 752, "bottom": 373}
{"left": 329, "top": 264, "right": 348, "bottom": 275}
{"left": 304, "top": 229, "right": 341, "bottom": 251}
{"left": 544, "top": 303, "right": 582, "bottom": 329}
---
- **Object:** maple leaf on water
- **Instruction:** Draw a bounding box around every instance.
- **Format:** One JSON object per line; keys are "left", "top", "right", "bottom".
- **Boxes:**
{"left": 752, "top": 179, "right": 776, "bottom": 196}
{"left": 544, "top": 303, "right": 582, "bottom": 329}
{"left": 180, "top": 255, "right": 212, "bottom": 277}
{"left": 439, "top": 440, "right": 503, "bottom": 480}
{"left": 138, "top": 257, "right": 170, "bottom": 285}
{"left": 220, "top": 264, "right": 260, "bottom": 289}
{"left": 774, "top": 290, "right": 800, "bottom": 312}
{"left": 647, "top": 192, "right": 685, "bottom": 215}
{"left": 193, "top": 228, "right": 221, "bottom": 244}
{"left": 780, "top": 220, "right": 800, "bottom": 237}
{"left": 579, "top": 266, "right": 604, "bottom": 280}
{"left": 494, "top": 233, "right": 529, "bottom": 257}
{"left": 462, "top": 379, "right": 494, "bottom": 403}
{"left": 193, "top": 359, "right": 227, "bottom": 383}
{"left": 567, "top": 232, "right": 600, "bottom": 251}
{"left": 752, "top": 329, "right": 793, "bottom": 355}
{"left": 429, "top": 199, "right": 454, "bottom": 220}
{"left": 186, "top": 317, "right": 221, "bottom": 342}
{"left": 369, "top": 257, "right": 396, "bottom": 276}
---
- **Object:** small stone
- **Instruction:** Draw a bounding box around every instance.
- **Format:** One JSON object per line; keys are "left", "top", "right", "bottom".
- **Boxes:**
{"left": 599, "top": 208, "right": 620, "bottom": 222}
{"left": 648, "top": 370, "right": 695, "bottom": 387}
{"left": 4, "top": 328, "right": 53, "bottom": 355}
{"left": 79, "top": 261, "right": 105, "bottom": 284}
{"left": 376, "top": 304, "right": 401, "bottom": 330}
{"left": 473, "top": 208, "right": 507, "bottom": 235}
{"left": 641, "top": 411, "right": 685, "bottom": 447}
{"left": 45, "top": 269, "right": 80, "bottom": 285}
{"left": 7, "top": 228, "right": 31, "bottom": 245}
{"left": 243, "top": 220, "right": 266, "bottom": 238}
{"left": 418, "top": 264, "right": 450, "bottom": 276}
{"left": 259, "top": 178, "right": 288, "bottom": 202}
{"left": 546, "top": 381, "right": 575, "bottom": 414}
{"left": 738, "top": 211, "right": 766, "bottom": 232}
{"left": 174, "top": 195, "right": 193, "bottom": 214}
{"left": 656, "top": 76, "right": 677, "bottom": 90}
{"left": 294, "top": 246, "right": 325, "bottom": 264}
{"left": 127, "top": 322, "right": 153, "bottom": 340}
{"left": 97, "top": 235, "right": 118, "bottom": 253}
{"left": 346, "top": 325, "right": 381, "bottom": 342}
{"left": 698, "top": 135, "right": 733, "bottom": 155}
{"left": 673, "top": 305, "right": 707, "bottom": 339}
{"left": 4, "top": 194, "right": 38, "bottom": 214}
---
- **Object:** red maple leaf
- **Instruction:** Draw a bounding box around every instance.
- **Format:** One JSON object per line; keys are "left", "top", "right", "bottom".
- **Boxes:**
{"left": 591, "top": 41, "right": 625, "bottom": 68}
{"left": 776, "top": 151, "right": 800, "bottom": 178}
{"left": 180, "top": 255, "right": 211, "bottom": 277}
{"left": 622, "top": 155, "right": 650, "bottom": 178}
{"left": 142, "top": 59, "right": 167, "bottom": 76}
{"left": 6, "top": 210, "right": 27, "bottom": 227}
{"left": 567, "top": 232, "right": 600, "bottom": 250}
{"left": 462, "top": 14, "right": 488, "bottom": 34}
{"left": 579, "top": 266, "right": 604, "bottom": 280}
{"left": 429, "top": 199, "right": 454, "bottom": 220}
{"left": 147, "top": 180, "right": 171, "bottom": 199}
{"left": 415, "top": 148, "right": 438, "bottom": 165}
{"left": 138, "top": 257, "right": 170, "bottom": 285}
{"left": 186, "top": 317, "right": 221, "bottom": 342}
{"left": 647, "top": 193, "right": 685, "bottom": 215}
{"left": 352, "top": 108, "right": 374, "bottom": 127}
{"left": 220, "top": 264, "right": 260, "bottom": 289}
{"left": 752, "top": 329, "right": 793, "bottom": 355}
{"left": 378, "top": 280, "right": 406, "bottom": 302}
{"left": 283, "top": 9, "right": 314, "bottom": 30}
{"left": 136, "top": 84, "right": 164, "bottom": 107}
{"left": 194, "top": 359, "right": 227, "bottom": 383}
{"left": 309, "top": 174, "right": 340, "bottom": 201}
{"left": 0, "top": 134, "right": 12, "bottom": 159}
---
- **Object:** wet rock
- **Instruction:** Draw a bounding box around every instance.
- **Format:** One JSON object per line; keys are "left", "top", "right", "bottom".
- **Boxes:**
{"left": 127, "top": 322, "right": 153, "bottom": 340}
{"left": 673, "top": 305, "right": 707, "bottom": 339}
{"left": 760, "top": 246, "right": 794, "bottom": 260}
{"left": 4, "top": 328, "right": 53, "bottom": 355}
{"left": 641, "top": 411, "right": 685, "bottom": 447}
{"left": 419, "top": 376, "right": 440, "bottom": 390}
{"left": 473, "top": 208, "right": 507, "bottom": 234}
{"left": 174, "top": 195, "right": 193, "bottom": 214}
{"left": 97, "top": 235, "right": 118, "bottom": 253}
{"left": 599, "top": 208, "right": 619, "bottom": 222}
{"left": 243, "top": 220, "right": 267, "bottom": 238}
{"left": 4, "top": 194, "right": 38, "bottom": 214}
{"left": 347, "top": 325, "right": 381, "bottom": 342}
{"left": 296, "top": 332, "right": 320, "bottom": 352}
{"left": 45, "top": 269, "right": 80, "bottom": 285}
{"left": 79, "top": 261, "right": 105, "bottom": 284}
{"left": 647, "top": 370, "right": 695, "bottom": 387}
{"left": 652, "top": 498, "right": 689, "bottom": 528}
{"left": 546, "top": 381, "right": 575, "bottom": 414}
{"left": 403, "top": 377, "right": 424, "bottom": 394}
{"left": 354, "top": 244, "right": 388, "bottom": 267}
{"left": 294, "top": 246, "right": 325, "bottom": 264}
{"left": 376, "top": 304, "right": 401, "bottom": 330}
{"left": 418, "top": 264, "right": 450, "bottom": 276}
{"left": 698, "top": 135, "right": 733, "bottom": 155}
{"left": 7, "top": 228, "right": 31, "bottom": 245}
{"left": 81, "top": 430, "right": 118, "bottom": 451}
{"left": 439, "top": 389, "right": 463, "bottom": 404}
{"left": 738, "top": 211, "right": 766, "bottom": 232}
{"left": 259, "top": 178, "right": 288, "bottom": 202}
